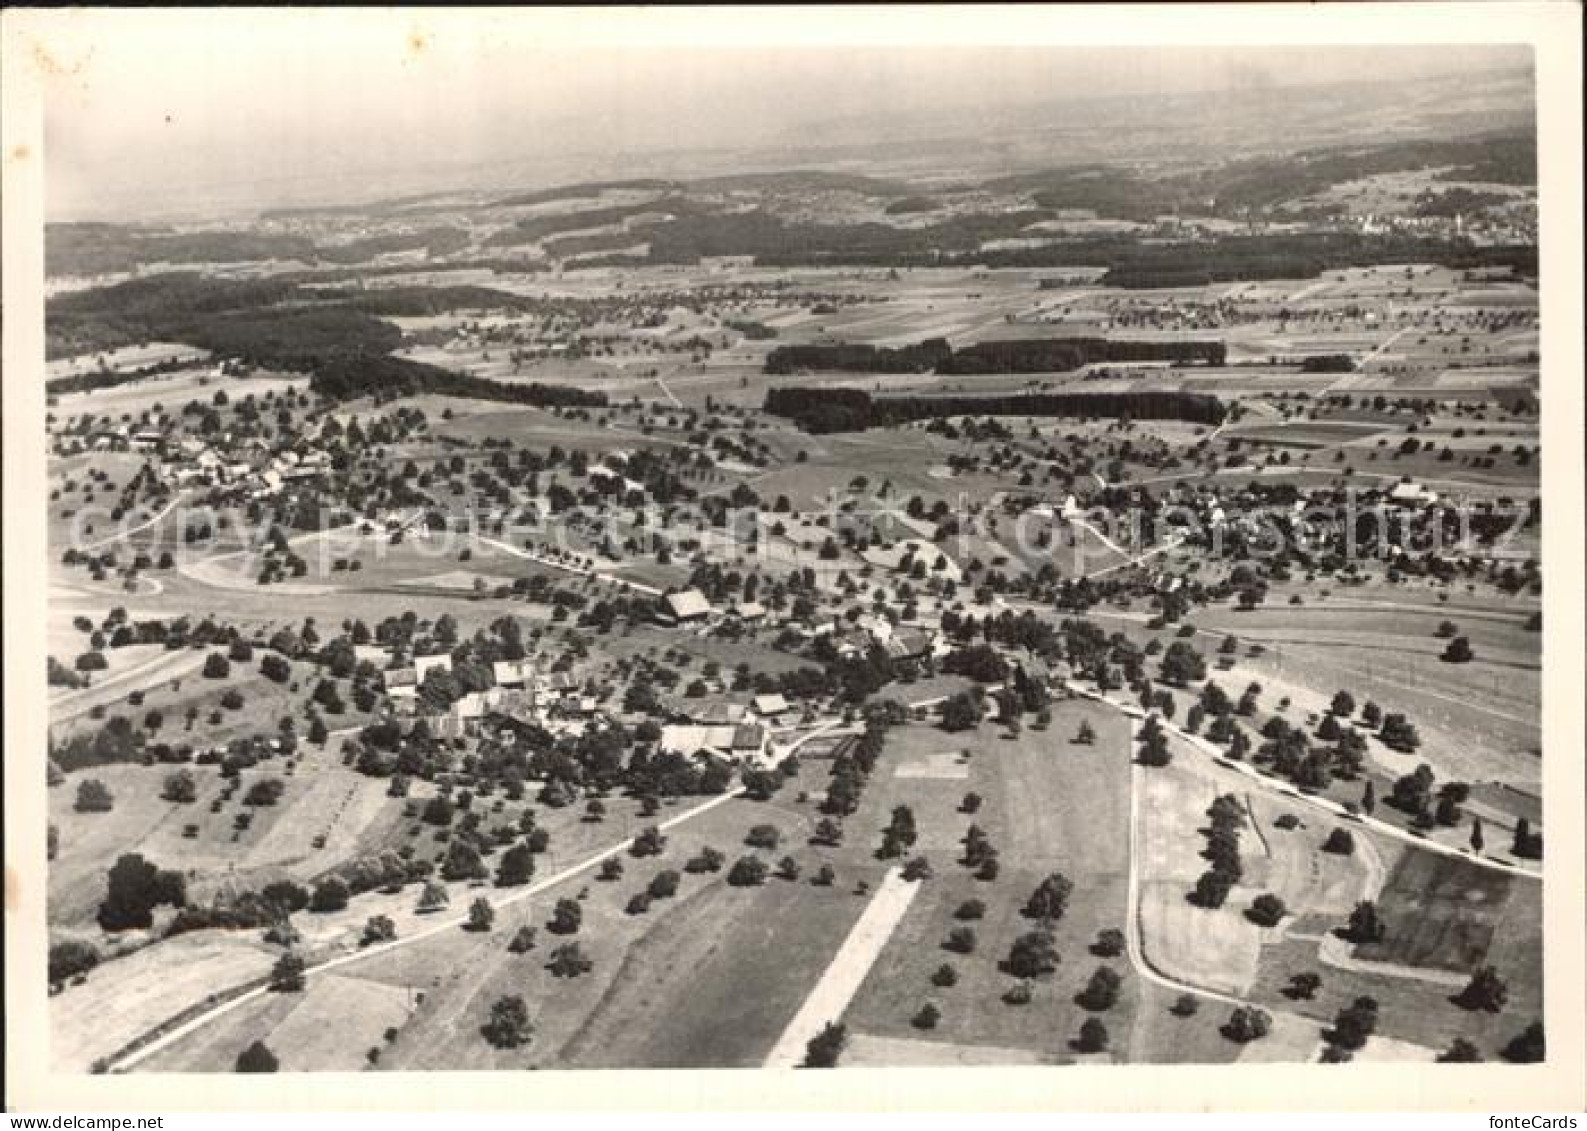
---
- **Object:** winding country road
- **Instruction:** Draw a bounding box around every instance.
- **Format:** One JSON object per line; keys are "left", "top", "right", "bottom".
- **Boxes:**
{"left": 1121, "top": 717, "right": 1248, "bottom": 1011}
{"left": 1070, "top": 683, "right": 1540, "bottom": 881}
{"left": 77, "top": 491, "right": 191, "bottom": 553}
{"left": 471, "top": 533, "right": 663, "bottom": 597}
{"left": 49, "top": 647, "right": 213, "bottom": 725}
{"left": 103, "top": 719, "right": 852, "bottom": 1073}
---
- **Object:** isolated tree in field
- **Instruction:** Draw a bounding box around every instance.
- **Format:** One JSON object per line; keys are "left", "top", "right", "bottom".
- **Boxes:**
{"left": 1221, "top": 1006, "right": 1272, "bottom": 1043}
{"left": 1511, "top": 818, "right": 1544, "bottom": 859}
{"left": 75, "top": 650, "right": 108, "bottom": 673}
{"left": 361, "top": 915, "right": 396, "bottom": 947}
{"left": 1286, "top": 972, "right": 1323, "bottom": 1001}
{"left": 1171, "top": 994, "right": 1200, "bottom": 1018}
{"left": 75, "top": 779, "right": 115, "bottom": 813}
{"left": 1023, "top": 872, "right": 1073, "bottom": 922}
{"left": 466, "top": 897, "right": 496, "bottom": 933}
{"left": 727, "top": 855, "right": 768, "bottom": 887}
{"left": 508, "top": 925, "right": 537, "bottom": 954}
{"left": 960, "top": 825, "right": 995, "bottom": 869}
{"left": 1440, "top": 636, "right": 1474, "bottom": 663}
{"left": 48, "top": 939, "right": 101, "bottom": 985}
{"left": 1321, "top": 828, "right": 1355, "bottom": 856}
{"left": 1092, "top": 928, "right": 1125, "bottom": 958}
{"left": 884, "top": 805, "right": 917, "bottom": 850}
{"left": 630, "top": 825, "right": 667, "bottom": 858}
{"left": 415, "top": 880, "right": 449, "bottom": 913}
{"left": 931, "top": 963, "right": 959, "bottom": 987}
{"left": 945, "top": 926, "right": 978, "bottom": 955}
{"left": 685, "top": 845, "right": 725, "bottom": 874}
{"left": 156, "top": 768, "right": 198, "bottom": 805}
{"left": 1330, "top": 690, "right": 1355, "bottom": 717}
{"left": 203, "top": 653, "right": 231, "bottom": 679}
{"left": 940, "top": 692, "right": 980, "bottom": 732}
{"left": 813, "top": 863, "right": 836, "bottom": 887}
{"left": 1076, "top": 1017, "right": 1110, "bottom": 1053}
{"left": 1438, "top": 1038, "right": 1483, "bottom": 1063}
{"left": 1074, "top": 719, "right": 1097, "bottom": 745}
{"left": 244, "top": 778, "right": 285, "bottom": 807}
{"left": 236, "top": 1040, "right": 279, "bottom": 1073}
{"left": 598, "top": 857, "right": 624, "bottom": 882}
{"left": 912, "top": 1002, "right": 941, "bottom": 1030}
{"left": 547, "top": 942, "right": 592, "bottom": 978}
{"left": 482, "top": 995, "right": 534, "bottom": 1049}
{"left": 901, "top": 855, "right": 932, "bottom": 882}
{"left": 812, "top": 817, "right": 844, "bottom": 846}
{"left": 441, "top": 838, "right": 487, "bottom": 883}
{"left": 1002, "top": 980, "right": 1034, "bottom": 1006}
{"left": 1360, "top": 780, "right": 1377, "bottom": 816}
{"left": 955, "top": 899, "right": 986, "bottom": 922}
{"left": 307, "top": 716, "right": 329, "bottom": 745}
{"left": 495, "top": 843, "right": 535, "bottom": 888}
{"left": 1326, "top": 996, "right": 1379, "bottom": 1051}
{"left": 1345, "top": 900, "right": 1386, "bottom": 945}
{"left": 803, "top": 1022, "right": 847, "bottom": 1068}
{"left": 745, "top": 823, "right": 782, "bottom": 850}
{"left": 270, "top": 951, "right": 306, "bottom": 992}
{"left": 1434, "top": 789, "right": 1466, "bottom": 824}
{"left": 549, "top": 898, "right": 582, "bottom": 934}
{"left": 1379, "top": 714, "right": 1422, "bottom": 753}
{"left": 1077, "top": 966, "right": 1122, "bottom": 1011}
{"left": 776, "top": 856, "right": 801, "bottom": 882}
{"left": 1456, "top": 966, "right": 1509, "bottom": 1013}
{"left": 1247, "top": 893, "right": 1287, "bottom": 927}
{"left": 960, "top": 791, "right": 982, "bottom": 814}
{"left": 98, "top": 853, "right": 185, "bottom": 931}
{"left": 1389, "top": 763, "right": 1436, "bottom": 815}
{"left": 1470, "top": 817, "right": 1485, "bottom": 854}
{"left": 1501, "top": 1021, "right": 1545, "bottom": 1063}
{"left": 1005, "top": 930, "right": 1060, "bottom": 979}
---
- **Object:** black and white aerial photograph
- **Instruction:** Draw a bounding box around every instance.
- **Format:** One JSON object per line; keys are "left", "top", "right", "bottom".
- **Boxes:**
{"left": 4, "top": 4, "right": 1583, "bottom": 1115}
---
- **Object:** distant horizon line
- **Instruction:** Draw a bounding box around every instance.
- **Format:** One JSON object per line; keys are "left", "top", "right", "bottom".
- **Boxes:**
{"left": 43, "top": 60, "right": 1535, "bottom": 227}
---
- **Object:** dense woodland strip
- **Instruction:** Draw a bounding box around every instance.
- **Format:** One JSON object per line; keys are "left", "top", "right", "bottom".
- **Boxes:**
{"left": 308, "top": 354, "right": 607, "bottom": 408}
{"left": 765, "top": 337, "right": 1225, "bottom": 377}
{"left": 46, "top": 272, "right": 606, "bottom": 410}
{"left": 764, "top": 386, "right": 1225, "bottom": 433}
{"left": 959, "top": 233, "right": 1538, "bottom": 284}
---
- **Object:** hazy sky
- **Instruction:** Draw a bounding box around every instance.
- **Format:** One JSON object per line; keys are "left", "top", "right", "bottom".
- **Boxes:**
{"left": 26, "top": 9, "right": 1530, "bottom": 221}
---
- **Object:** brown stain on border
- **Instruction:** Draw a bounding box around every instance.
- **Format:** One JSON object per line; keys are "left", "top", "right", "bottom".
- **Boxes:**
{"left": 31, "top": 39, "right": 90, "bottom": 79}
